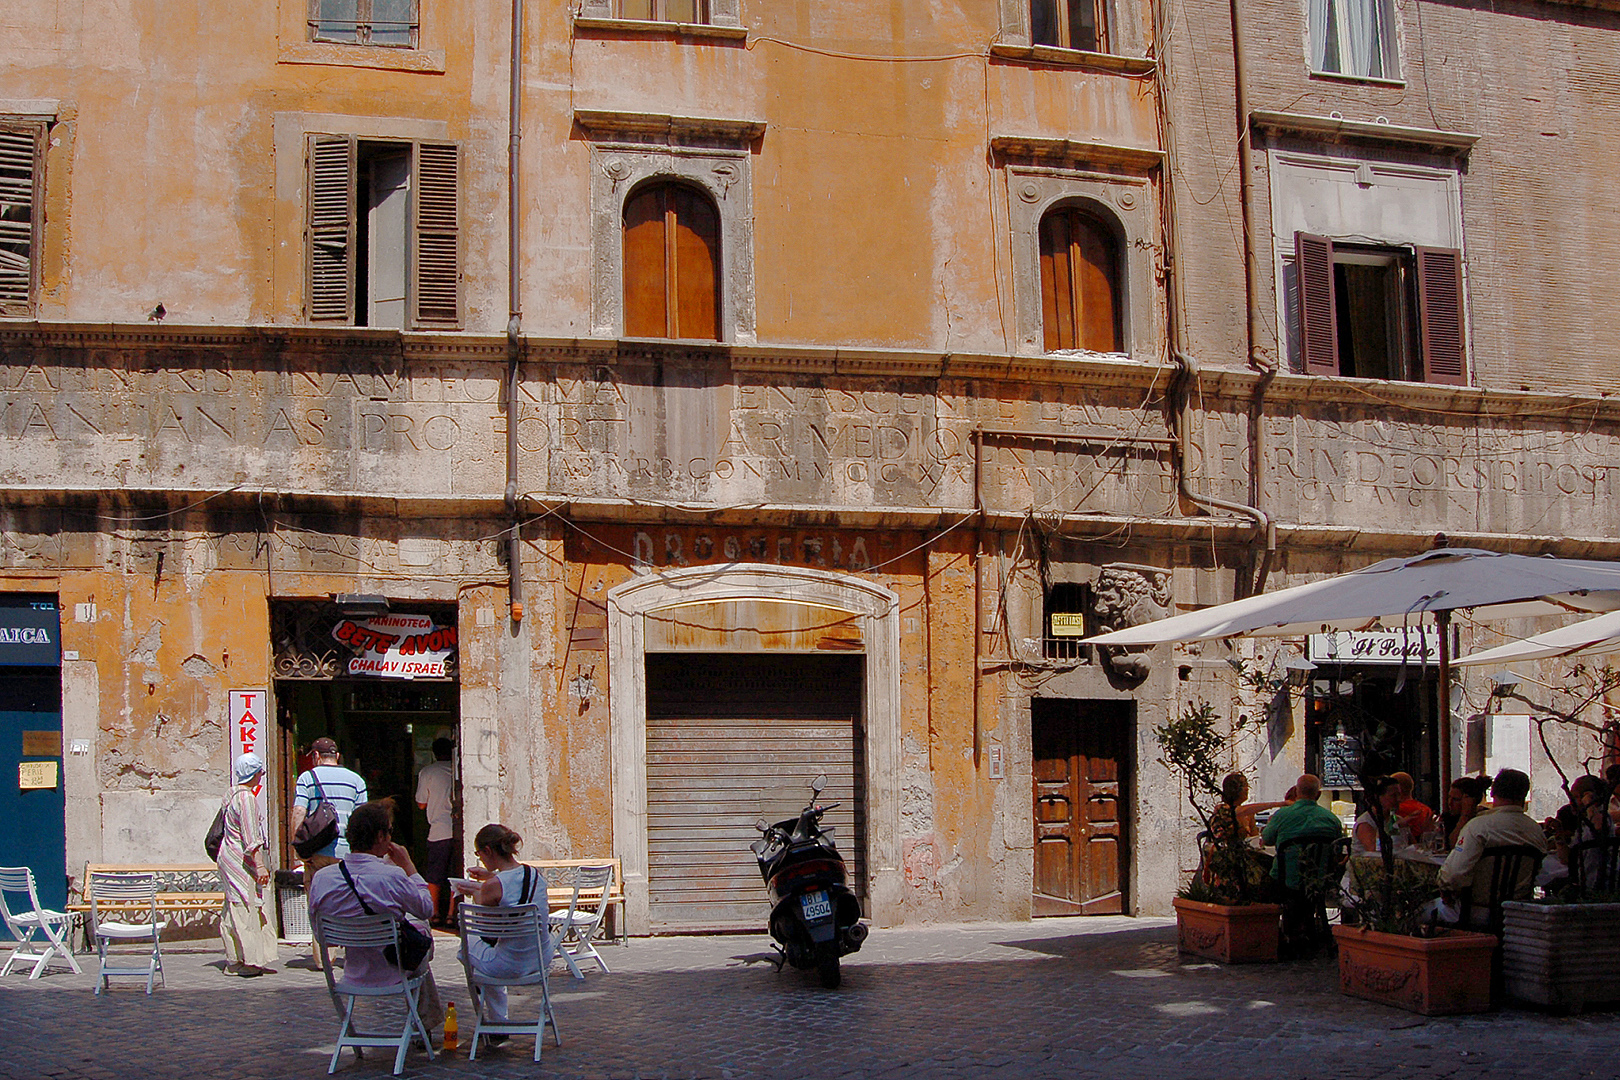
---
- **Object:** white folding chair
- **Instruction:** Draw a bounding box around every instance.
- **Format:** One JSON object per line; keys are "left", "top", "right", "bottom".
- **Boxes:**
{"left": 548, "top": 864, "right": 614, "bottom": 980}
{"left": 88, "top": 871, "right": 164, "bottom": 995}
{"left": 457, "top": 903, "right": 561, "bottom": 1062}
{"left": 0, "top": 866, "right": 82, "bottom": 979}
{"left": 314, "top": 913, "right": 436, "bottom": 1076}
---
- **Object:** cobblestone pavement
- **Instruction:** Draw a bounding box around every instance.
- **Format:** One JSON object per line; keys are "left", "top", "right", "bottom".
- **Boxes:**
{"left": 3, "top": 917, "right": 1616, "bottom": 1080}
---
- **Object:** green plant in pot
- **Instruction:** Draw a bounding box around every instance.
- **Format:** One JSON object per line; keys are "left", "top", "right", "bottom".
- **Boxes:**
{"left": 1156, "top": 699, "right": 1280, "bottom": 963}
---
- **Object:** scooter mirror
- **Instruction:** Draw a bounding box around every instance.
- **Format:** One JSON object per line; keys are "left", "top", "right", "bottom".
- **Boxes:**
{"left": 810, "top": 772, "right": 828, "bottom": 794}
{"left": 754, "top": 817, "right": 770, "bottom": 832}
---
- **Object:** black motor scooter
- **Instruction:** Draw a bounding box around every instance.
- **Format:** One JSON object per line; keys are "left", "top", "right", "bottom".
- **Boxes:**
{"left": 750, "top": 773, "right": 868, "bottom": 988}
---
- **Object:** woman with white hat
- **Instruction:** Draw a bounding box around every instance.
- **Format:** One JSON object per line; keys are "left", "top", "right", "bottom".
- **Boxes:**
{"left": 217, "top": 752, "right": 279, "bottom": 976}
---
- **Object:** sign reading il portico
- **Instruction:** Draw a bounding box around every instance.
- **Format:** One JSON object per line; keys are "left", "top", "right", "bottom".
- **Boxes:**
{"left": 331, "top": 614, "right": 457, "bottom": 680}
{"left": 1308, "top": 628, "right": 1452, "bottom": 665}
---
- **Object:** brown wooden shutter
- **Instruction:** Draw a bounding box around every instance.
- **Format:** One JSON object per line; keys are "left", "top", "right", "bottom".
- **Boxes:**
{"left": 1040, "top": 209, "right": 1120, "bottom": 353}
{"left": 0, "top": 121, "right": 44, "bottom": 318}
{"left": 1296, "top": 232, "right": 1339, "bottom": 375}
{"left": 412, "top": 140, "right": 461, "bottom": 328}
{"left": 670, "top": 185, "right": 720, "bottom": 340}
{"left": 1040, "top": 212, "right": 1075, "bottom": 351}
{"left": 624, "top": 185, "right": 668, "bottom": 337}
{"left": 1416, "top": 246, "right": 1466, "bottom": 385}
{"left": 306, "top": 134, "right": 356, "bottom": 323}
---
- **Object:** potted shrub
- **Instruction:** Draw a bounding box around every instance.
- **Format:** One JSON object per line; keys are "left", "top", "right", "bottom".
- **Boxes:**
{"left": 1156, "top": 701, "right": 1281, "bottom": 964}
{"left": 1332, "top": 857, "right": 1497, "bottom": 1015}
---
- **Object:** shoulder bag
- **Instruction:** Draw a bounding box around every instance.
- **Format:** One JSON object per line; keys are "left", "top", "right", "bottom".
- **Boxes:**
{"left": 339, "top": 862, "right": 433, "bottom": 971}
{"left": 203, "top": 798, "right": 228, "bottom": 862}
{"left": 292, "top": 771, "right": 340, "bottom": 859}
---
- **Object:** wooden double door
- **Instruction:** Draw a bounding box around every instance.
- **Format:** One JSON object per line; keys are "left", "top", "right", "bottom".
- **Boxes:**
{"left": 1032, "top": 698, "right": 1132, "bottom": 916}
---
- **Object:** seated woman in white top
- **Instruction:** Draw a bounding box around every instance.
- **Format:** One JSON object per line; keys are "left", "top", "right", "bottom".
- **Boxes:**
{"left": 460, "top": 823, "right": 551, "bottom": 1024}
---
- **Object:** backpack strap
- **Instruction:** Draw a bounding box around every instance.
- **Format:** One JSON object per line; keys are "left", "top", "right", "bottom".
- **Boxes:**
{"left": 338, "top": 862, "right": 375, "bottom": 916}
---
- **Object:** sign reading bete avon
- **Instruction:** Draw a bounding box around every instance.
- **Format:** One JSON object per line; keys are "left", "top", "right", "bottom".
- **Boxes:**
{"left": 330, "top": 614, "right": 457, "bottom": 680}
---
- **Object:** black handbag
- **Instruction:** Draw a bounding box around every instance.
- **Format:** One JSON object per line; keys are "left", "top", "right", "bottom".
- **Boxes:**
{"left": 292, "top": 772, "right": 340, "bottom": 859}
{"left": 203, "top": 801, "right": 227, "bottom": 862}
{"left": 339, "top": 862, "right": 433, "bottom": 971}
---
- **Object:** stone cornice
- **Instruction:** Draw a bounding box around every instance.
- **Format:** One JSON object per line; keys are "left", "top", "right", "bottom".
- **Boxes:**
{"left": 1, "top": 323, "right": 1616, "bottom": 425}
{"left": 574, "top": 110, "right": 766, "bottom": 145}
{"left": 1250, "top": 110, "right": 1479, "bottom": 154}
{"left": 990, "top": 135, "right": 1164, "bottom": 172}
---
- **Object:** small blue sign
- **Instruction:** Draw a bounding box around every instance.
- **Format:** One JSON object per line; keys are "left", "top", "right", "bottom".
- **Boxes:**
{"left": 0, "top": 599, "right": 60, "bottom": 667}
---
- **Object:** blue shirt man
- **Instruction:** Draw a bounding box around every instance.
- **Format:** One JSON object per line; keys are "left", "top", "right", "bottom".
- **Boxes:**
{"left": 290, "top": 736, "right": 368, "bottom": 869}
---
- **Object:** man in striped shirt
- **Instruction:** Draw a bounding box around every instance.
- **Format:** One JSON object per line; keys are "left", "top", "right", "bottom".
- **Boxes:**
{"left": 290, "top": 737, "right": 368, "bottom": 875}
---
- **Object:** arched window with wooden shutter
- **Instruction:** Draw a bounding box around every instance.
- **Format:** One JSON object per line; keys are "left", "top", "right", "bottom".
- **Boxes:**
{"left": 623, "top": 181, "right": 721, "bottom": 341}
{"left": 1039, "top": 205, "right": 1122, "bottom": 354}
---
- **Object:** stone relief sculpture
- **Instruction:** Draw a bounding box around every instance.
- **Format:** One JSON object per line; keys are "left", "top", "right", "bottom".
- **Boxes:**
{"left": 1091, "top": 563, "right": 1171, "bottom": 682}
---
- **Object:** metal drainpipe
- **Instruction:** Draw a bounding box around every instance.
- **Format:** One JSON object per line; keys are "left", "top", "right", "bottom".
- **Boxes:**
{"left": 504, "top": 0, "right": 524, "bottom": 623}
{"left": 1229, "top": 0, "right": 1271, "bottom": 375}
{"left": 1171, "top": 353, "right": 1275, "bottom": 566}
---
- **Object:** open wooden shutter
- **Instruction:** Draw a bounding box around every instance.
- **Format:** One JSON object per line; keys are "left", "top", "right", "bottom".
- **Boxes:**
{"left": 1416, "top": 246, "right": 1466, "bottom": 385}
{"left": 0, "top": 121, "right": 44, "bottom": 318}
{"left": 670, "top": 185, "right": 720, "bottom": 340}
{"left": 623, "top": 185, "right": 669, "bottom": 337}
{"left": 306, "top": 135, "right": 356, "bottom": 323}
{"left": 1296, "top": 232, "right": 1339, "bottom": 375}
{"left": 411, "top": 140, "right": 461, "bottom": 328}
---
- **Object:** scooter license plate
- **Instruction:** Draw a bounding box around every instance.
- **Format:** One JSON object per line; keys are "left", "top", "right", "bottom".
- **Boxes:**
{"left": 800, "top": 890, "right": 833, "bottom": 922}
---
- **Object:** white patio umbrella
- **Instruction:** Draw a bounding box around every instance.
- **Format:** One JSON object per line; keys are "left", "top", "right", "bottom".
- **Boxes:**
{"left": 1080, "top": 547, "right": 1620, "bottom": 789}
{"left": 1452, "top": 609, "right": 1620, "bottom": 668}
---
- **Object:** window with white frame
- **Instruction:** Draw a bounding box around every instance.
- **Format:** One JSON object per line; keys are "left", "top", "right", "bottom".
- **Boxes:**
{"left": 577, "top": 0, "right": 742, "bottom": 28}
{"left": 1308, "top": 0, "right": 1397, "bottom": 80}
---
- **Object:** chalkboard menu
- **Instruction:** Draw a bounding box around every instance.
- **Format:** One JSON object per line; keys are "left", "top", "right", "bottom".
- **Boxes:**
{"left": 1321, "top": 734, "right": 1364, "bottom": 790}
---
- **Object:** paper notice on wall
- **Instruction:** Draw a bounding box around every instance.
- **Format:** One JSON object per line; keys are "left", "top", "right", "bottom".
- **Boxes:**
{"left": 19, "top": 760, "right": 58, "bottom": 790}
{"left": 1486, "top": 715, "right": 1533, "bottom": 778}
{"left": 331, "top": 614, "right": 457, "bottom": 680}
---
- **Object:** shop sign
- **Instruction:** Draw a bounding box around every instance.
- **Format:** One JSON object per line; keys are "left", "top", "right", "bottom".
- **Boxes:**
{"left": 19, "top": 760, "right": 58, "bottom": 790}
{"left": 331, "top": 614, "right": 457, "bottom": 680}
{"left": 229, "top": 690, "right": 268, "bottom": 824}
{"left": 1049, "top": 613, "right": 1087, "bottom": 637}
{"left": 1321, "top": 734, "right": 1364, "bottom": 789}
{"left": 0, "top": 601, "right": 60, "bottom": 666}
{"left": 1308, "top": 628, "right": 1450, "bottom": 665}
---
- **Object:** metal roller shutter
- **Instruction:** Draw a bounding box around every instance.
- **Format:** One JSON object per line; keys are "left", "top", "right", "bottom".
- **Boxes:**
{"left": 645, "top": 653, "right": 865, "bottom": 931}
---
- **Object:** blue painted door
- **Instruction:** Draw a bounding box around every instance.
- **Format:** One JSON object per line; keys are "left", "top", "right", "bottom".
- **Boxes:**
{"left": 1, "top": 672, "right": 65, "bottom": 910}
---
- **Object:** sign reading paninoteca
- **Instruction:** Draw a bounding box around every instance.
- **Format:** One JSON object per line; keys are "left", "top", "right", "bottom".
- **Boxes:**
{"left": 330, "top": 614, "right": 457, "bottom": 680}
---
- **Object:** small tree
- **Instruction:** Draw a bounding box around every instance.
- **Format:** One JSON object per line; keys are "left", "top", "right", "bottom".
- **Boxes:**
{"left": 1154, "top": 699, "right": 1262, "bottom": 904}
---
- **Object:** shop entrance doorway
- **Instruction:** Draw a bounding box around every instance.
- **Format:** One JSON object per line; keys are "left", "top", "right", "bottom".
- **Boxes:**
{"left": 270, "top": 602, "right": 460, "bottom": 875}
{"left": 1031, "top": 698, "right": 1132, "bottom": 916}
{"left": 0, "top": 597, "right": 63, "bottom": 909}
{"left": 1307, "top": 668, "right": 1440, "bottom": 807}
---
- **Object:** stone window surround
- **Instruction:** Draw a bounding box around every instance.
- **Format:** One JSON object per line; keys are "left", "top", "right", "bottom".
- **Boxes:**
{"left": 998, "top": 141, "right": 1161, "bottom": 360}
{"left": 607, "top": 564, "right": 901, "bottom": 936}
{"left": 582, "top": 111, "right": 762, "bottom": 345}
{"left": 994, "top": 0, "right": 1150, "bottom": 64}
{"left": 276, "top": 0, "right": 445, "bottom": 72}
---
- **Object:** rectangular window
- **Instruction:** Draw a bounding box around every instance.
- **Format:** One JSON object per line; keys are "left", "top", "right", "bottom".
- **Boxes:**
{"left": 1308, "top": 0, "right": 1396, "bottom": 79}
{"left": 1031, "top": 0, "right": 1107, "bottom": 53}
{"left": 310, "top": 0, "right": 419, "bottom": 47}
{"left": 305, "top": 135, "right": 460, "bottom": 329}
{"left": 1043, "top": 583, "right": 1093, "bottom": 662}
{"left": 0, "top": 121, "right": 44, "bottom": 318}
{"left": 1296, "top": 233, "right": 1464, "bottom": 384}
{"left": 616, "top": 0, "right": 709, "bottom": 22}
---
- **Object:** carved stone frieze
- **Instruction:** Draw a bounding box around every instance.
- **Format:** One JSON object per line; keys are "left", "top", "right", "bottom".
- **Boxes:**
{"left": 1091, "top": 563, "right": 1171, "bottom": 681}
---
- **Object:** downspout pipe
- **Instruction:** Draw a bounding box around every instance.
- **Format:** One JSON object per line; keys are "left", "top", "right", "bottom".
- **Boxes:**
{"left": 504, "top": 0, "right": 524, "bottom": 623}
{"left": 1171, "top": 352, "right": 1276, "bottom": 561}
{"left": 1229, "top": 0, "right": 1271, "bottom": 374}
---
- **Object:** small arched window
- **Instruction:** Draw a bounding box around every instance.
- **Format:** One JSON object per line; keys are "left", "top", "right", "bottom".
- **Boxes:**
{"left": 1038, "top": 205, "right": 1122, "bottom": 353}
{"left": 623, "top": 182, "right": 721, "bottom": 340}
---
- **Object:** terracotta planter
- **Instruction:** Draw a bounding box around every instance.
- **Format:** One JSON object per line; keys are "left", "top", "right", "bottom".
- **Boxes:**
{"left": 1502, "top": 901, "right": 1620, "bottom": 1013}
{"left": 1331, "top": 925, "right": 1497, "bottom": 1015}
{"left": 1173, "top": 897, "right": 1281, "bottom": 963}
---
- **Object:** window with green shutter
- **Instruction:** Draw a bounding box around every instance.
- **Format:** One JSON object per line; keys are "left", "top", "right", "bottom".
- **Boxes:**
{"left": 0, "top": 121, "right": 45, "bottom": 319}
{"left": 305, "top": 134, "right": 460, "bottom": 330}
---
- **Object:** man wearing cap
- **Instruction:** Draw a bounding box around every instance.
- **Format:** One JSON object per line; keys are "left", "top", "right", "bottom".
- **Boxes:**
{"left": 290, "top": 737, "right": 368, "bottom": 875}
{"left": 216, "top": 752, "right": 278, "bottom": 976}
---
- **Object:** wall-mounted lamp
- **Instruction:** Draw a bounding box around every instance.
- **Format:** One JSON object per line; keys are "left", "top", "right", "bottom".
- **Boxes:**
{"left": 1284, "top": 658, "right": 1318, "bottom": 689}
{"left": 1489, "top": 670, "right": 1521, "bottom": 695}
{"left": 335, "top": 593, "right": 390, "bottom": 618}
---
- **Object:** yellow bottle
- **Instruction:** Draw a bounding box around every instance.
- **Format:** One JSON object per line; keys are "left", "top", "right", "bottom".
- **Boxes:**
{"left": 444, "top": 1002, "right": 458, "bottom": 1051}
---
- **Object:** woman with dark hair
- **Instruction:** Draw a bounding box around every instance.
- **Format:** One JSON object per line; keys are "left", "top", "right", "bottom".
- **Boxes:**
{"left": 1441, "top": 775, "right": 1490, "bottom": 852}
{"left": 1201, "top": 772, "right": 1281, "bottom": 895}
{"left": 1353, "top": 775, "right": 1402, "bottom": 857}
{"left": 459, "top": 823, "right": 550, "bottom": 1028}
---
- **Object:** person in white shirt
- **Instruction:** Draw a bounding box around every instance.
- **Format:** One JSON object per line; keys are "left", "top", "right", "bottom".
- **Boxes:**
{"left": 1438, "top": 768, "right": 1551, "bottom": 927}
{"left": 415, "top": 737, "right": 456, "bottom": 925}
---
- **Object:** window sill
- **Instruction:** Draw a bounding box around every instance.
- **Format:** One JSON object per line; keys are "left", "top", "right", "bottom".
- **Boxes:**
{"left": 989, "top": 43, "right": 1155, "bottom": 76}
{"left": 573, "top": 17, "right": 748, "bottom": 41}
{"left": 1306, "top": 68, "right": 1406, "bottom": 89}
{"left": 278, "top": 41, "right": 446, "bottom": 73}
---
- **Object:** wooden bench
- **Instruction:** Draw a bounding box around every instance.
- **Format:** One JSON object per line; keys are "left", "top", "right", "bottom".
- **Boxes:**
{"left": 521, "top": 858, "right": 626, "bottom": 944}
{"left": 67, "top": 864, "right": 226, "bottom": 944}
